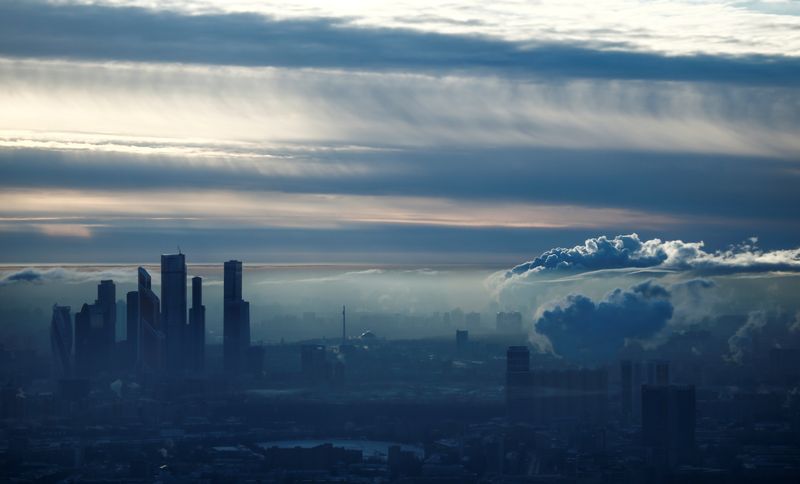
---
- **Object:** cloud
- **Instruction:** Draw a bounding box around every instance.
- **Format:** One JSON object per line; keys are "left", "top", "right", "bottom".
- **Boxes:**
{"left": 35, "top": 223, "right": 93, "bottom": 238}
{"left": 532, "top": 281, "right": 674, "bottom": 362}
{"left": 726, "top": 310, "right": 768, "bottom": 363}
{"left": 507, "top": 234, "right": 800, "bottom": 277}
{"left": 0, "top": 266, "right": 136, "bottom": 286}
{"left": 4, "top": 0, "right": 800, "bottom": 65}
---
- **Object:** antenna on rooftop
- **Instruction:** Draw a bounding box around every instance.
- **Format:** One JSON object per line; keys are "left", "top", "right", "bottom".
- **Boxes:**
{"left": 342, "top": 305, "right": 346, "bottom": 345}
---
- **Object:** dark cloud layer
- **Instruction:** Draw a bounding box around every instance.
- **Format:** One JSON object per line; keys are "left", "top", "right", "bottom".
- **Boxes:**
{"left": 1, "top": 1, "right": 799, "bottom": 85}
{"left": 3, "top": 147, "right": 800, "bottom": 222}
{"left": 535, "top": 281, "right": 674, "bottom": 362}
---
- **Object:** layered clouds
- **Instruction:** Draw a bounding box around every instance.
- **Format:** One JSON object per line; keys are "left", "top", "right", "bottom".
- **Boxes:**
{"left": 0, "top": 1, "right": 799, "bottom": 262}
{"left": 507, "top": 234, "right": 800, "bottom": 276}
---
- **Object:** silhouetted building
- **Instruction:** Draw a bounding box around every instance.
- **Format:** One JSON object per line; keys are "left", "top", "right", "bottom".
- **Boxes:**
{"left": 50, "top": 304, "right": 72, "bottom": 379}
{"left": 74, "top": 302, "right": 106, "bottom": 377}
{"left": 506, "top": 346, "right": 530, "bottom": 417}
{"left": 647, "top": 359, "right": 670, "bottom": 385}
{"left": 223, "top": 260, "right": 250, "bottom": 374}
{"left": 465, "top": 311, "right": 481, "bottom": 329}
{"left": 137, "top": 267, "right": 164, "bottom": 373}
{"left": 621, "top": 360, "right": 633, "bottom": 421}
{"left": 496, "top": 311, "right": 523, "bottom": 333}
{"left": 126, "top": 290, "right": 138, "bottom": 369}
{"left": 161, "top": 253, "right": 187, "bottom": 372}
{"left": 187, "top": 276, "right": 205, "bottom": 372}
{"left": 96, "top": 280, "right": 116, "bottom": 349}
{"left": 301, "top": 344, "right": 328, "bottom": 383}
{"left": 456, "top": 329, "right": 469, "bottom": 353}
{"left": 642, "top": 384, "right": 695, "bottom": 465}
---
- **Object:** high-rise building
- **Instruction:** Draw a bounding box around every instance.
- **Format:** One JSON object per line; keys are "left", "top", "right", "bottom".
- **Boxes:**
{"left": 496, "top": 311, "right": 523, "bottom": 333}
{"left": 456, "top": 329, "right": 469, "bottom": 353}
{"left": 188, "top": 276, "right": 205, "bottom": 372}
{"left": 223, "top": 260, "right": 250, "bottom": 374}
{"left": 642, "top": 384, "right": 696, "bottom": 465}
{"left": 301, "top": 344, "right": 328, "bottom": 382}
{"left": 74, "top": 302, "right": 106, "bottom": 377}
{"left": 137, "top": 267, "right": 164, "bottom": 373}
{"left": 161, "top": 253, "right": 187, "bottom": 372}
{"left": 506, "top": 346, "right": 531, "bottom": 418}
{"left": 126, "top": 290, "right": 139, "bottom": 368}
{"left": 50, "top": 304, "right": 72, "bottom": 379}
{"left": 621, "top": 360, "right": 633, "bottom": 421}
{"left": 96, "top": 280, "right": 116, "bottom": 349}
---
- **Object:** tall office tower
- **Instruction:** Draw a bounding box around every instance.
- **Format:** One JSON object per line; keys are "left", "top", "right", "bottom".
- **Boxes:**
{"left": 137, "top": 267, "right": 164, "bottom": 373}
{"left": 96, "top": 280, "right": 116, "bottom": 349}
{"left": 621, "top": 360, "right": 633, "bottom": 421}
{"left": 301, "top": 344, "right": 328, "bottom": 382}
{"left": 223, "top": 260, "right": 250, "bottom": 374}
{"left": 161, "top": 253, "right": 187, "bottom": 373}
{"left": 50, "top": 304, "right": 73, "bottom": 379}
{"left": 74, "top": 302, "right": 106, "bottom": 377}
{"left": 126, "top": 291, "right": 139, "bottom": 368}
{"left": 456, "top": 329, "right": 469, "bottom": 353}
{"left": 642, "top": 384, "right": 696, "bottom": 465}
{"left": 506, "top": 346, "right": 531, "bottom": 418}
{"left": 342, "top": 305, "right": 346, "bottom": 345}
{"left": 654, "top": 360, "right": 670, "bottom": 385}
{"left": 496, "top": 311, "right": 523, "bottom": 333}
{"left": 188, "top": 276, "right": 205, "bottom": 372}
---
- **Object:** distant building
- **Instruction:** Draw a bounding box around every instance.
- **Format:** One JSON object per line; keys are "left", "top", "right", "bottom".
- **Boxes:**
{"left": 96, "top": 280, "right": 116, "bottom": 349}
{"left": 641, "top": 384, "right": 695, "bottom": 465}
{"left": 496, "top": 311, "right": 523, "bottom": 333}
{"left": 465, "top": 312, "right": 481, "bottom": 329}
{"left": 506, "top": 346, "right": 608, "bottom": 423}
{"left": 50, "top": 304, "right": 72, "bottom": 379}
{"left": 187, "top": 276, "right": 205, "bottom": 372}
{"left": 161, "top": 253, "right": 187, "bottom": 373}
{"left": 223, "top": 260, "right": 250, "bottom": 374}
{"left": 74, "top": 302, "right": 106, "bottom": 377}
{"left": 301, "top": 344, "right": 328, "bottom": 383}
{"left": 137, "top": 267, "right": 164, "bottom": 373}
{"left": 456, "top": 329, "right": 469, "bottom": 353}
{"left": 126, "top": 290, "right": 139, "bottom": 369}
{"left": 621, "top": 360, "right": 633, "bottom": 421}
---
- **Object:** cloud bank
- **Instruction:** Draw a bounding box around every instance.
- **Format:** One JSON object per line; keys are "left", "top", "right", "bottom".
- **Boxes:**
{"left": 508, "top": 234, "right": 800, "bottom": 277}
{"left": 533, "top": 281, "right": 674, "bottom": 362}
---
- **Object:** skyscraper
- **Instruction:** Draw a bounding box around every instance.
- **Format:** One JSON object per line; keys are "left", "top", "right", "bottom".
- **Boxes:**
{"left": 642, "top": 384, "right": 696, "bottom": 465}
{"left": 161, "top": 253, "right": 187, "bottom": 372}
{"left": 137, "top": 267, "right": 164, "bottom": 373}
{"left": 188, "top": 276, "right": 205, "bottom": 372}
{"left": 50, "top": 304, "right": 72, "bottom": 379}
{"left": 126, "top": 290, "right": 139, "bottom": 369}
{"left": 621, "top": 360, "right": 633, "bottom": 422}
{"left": 223, "top": 260, "right": 250, "bottom": 374}
{"left": 96, "top": 279, "right": 116, "bottom": 349}
{"left": 74, "top": 302, "right": 106, "bottom": 377}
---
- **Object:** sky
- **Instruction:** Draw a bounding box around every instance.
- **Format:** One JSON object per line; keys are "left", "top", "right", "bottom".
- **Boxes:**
{"left": 0, "top": 0, "right": 799, "bottom": 264}
{"left": 1, "top": 1, "right": 800, "bottom": 362}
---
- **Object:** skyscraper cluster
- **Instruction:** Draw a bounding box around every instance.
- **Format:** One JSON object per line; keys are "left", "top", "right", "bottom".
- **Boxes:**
{"left": 50, "top": 254, "right": 249, "bottom": 380}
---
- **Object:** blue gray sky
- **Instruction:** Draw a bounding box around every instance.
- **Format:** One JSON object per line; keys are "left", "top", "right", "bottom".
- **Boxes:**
{"left": 1, "top": 0, "right": 800, "bottom": 263}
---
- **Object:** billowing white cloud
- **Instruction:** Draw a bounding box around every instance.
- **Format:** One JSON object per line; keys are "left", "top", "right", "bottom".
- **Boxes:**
{"left": 506, "top": 234, "right": 800, "bottom": 277}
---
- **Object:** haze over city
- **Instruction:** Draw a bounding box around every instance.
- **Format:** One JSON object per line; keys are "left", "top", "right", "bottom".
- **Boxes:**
{"left": 1, "top": 1, "right": 799, "bottom": 482}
